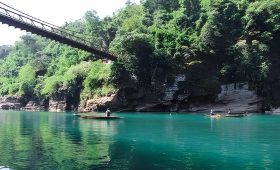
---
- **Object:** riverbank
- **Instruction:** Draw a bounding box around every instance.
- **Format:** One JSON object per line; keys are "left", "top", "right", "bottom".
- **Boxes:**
{"left": 77, "top": 83, "right": 265, "bottom": 113}
{"left": 1, "top": 83, "right": 279, "bottom": 114}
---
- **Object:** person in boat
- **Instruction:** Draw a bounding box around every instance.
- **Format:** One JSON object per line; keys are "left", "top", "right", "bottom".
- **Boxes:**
{"left": 105, "top": 108, "right": 111, "bottom": 117}
{"left": 210, "top": 109, "right": 215, "bottom": 115}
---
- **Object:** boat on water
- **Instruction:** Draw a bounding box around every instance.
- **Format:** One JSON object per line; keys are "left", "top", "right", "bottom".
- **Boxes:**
{"left": 224, "top": 113, "right": 247, "bottom": 117}
{"left": 208, "top": 112, "right": 247, "bottom": 118}
{"left": 74, "top": 114, "right": 122, "bottom": 120}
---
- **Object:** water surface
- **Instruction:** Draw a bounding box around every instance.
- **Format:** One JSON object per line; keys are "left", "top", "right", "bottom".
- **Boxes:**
{"left": 0, "top": 111, "right": 279, "bottom": 169}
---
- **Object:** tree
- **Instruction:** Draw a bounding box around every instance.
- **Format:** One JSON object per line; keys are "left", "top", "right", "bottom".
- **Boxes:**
{"left": 17, "top": 64, "right": 36, "bottom": 97}
{"left": 110, "top": 33, "right": 154, "bottom": 88}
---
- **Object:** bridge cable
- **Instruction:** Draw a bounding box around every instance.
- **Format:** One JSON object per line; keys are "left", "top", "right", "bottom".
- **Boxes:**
{"left": 0, "top": 1, "right": 94, "bottom": 41}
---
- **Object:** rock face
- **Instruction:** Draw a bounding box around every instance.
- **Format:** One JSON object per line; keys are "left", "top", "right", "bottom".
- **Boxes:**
{"left": 271, "top": 108, "right": 280, "bottom": 114}
{"left": 188, "top": 83, "right": 262, "bottom": 113}
{"left": 24, "top": 100, "right": 47, "bottom": 111}
{"left": 163, "top": 74, "right": 188, "bottom": 101}
{"left": 0, "top": 82, "right": 263, "bottom": 113}
{"left": 159, "top": 74, "right": 189, "bottom": 112}
{"left": 0, "top": 96, "right": 22, "bottom": 110}
{"left": 78, "top": 93, "right": 122, "bottom": 112}
{"left": 48, "top": 94, "right": 66, "bottom": 112}
{"left": 78, "top": 82, "right": 262, "bottom": 113}
{"left": 49, "top": 100, "right": 66, "bottom": 112}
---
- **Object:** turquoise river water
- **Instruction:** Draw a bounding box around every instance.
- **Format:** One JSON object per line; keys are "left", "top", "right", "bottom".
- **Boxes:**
{"left": 0, "top": 111, "right": 280, "bottom": 170}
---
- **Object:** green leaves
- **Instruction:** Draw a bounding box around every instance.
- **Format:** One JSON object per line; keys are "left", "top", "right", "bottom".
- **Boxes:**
{"left": 0, "top": 0, "right": 279, "bottom": 106}
{"left": 244, "top": 0, "right": 280, "bottom": 34}
{"left": 110, "top": 32, "right": 154, "bottom": 88}
{"left": 82, "top": 61, "right": 115, "bottom": 99}
{"left": 42, "top": 75, "right": 65, "bottom": 96}
{"left": 14, "top": 64, "right": 36, "bottom": 96}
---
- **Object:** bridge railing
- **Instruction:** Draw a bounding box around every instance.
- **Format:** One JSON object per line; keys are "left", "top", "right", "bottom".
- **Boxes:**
{"left": 0, "top": 2, "right": 94, "bottom": 48}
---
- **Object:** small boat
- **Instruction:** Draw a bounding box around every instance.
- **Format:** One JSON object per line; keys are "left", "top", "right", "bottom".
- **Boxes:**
{"left": 209, "top": 114, "right": 222, "bottom": 118}
{"left": 208, "top": 113, "right": 247, "bottom": 118}
{"left": 76, "top": 114, "right": 122, "bottom": 120}
{"left": 224, "top": 114, "right": 247, "bottom": 117}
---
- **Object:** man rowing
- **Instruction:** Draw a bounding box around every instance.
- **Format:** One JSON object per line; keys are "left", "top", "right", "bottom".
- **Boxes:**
{"left": 105, "top": 108, "right": 111, "bottom": 117}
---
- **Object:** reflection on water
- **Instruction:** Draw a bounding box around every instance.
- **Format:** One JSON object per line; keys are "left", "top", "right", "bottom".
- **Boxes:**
{"left": 0, "top": 111, "right": 280, "bottom": 169}
{"left": 0, "top": 111, "right": 116, "bottom": 169}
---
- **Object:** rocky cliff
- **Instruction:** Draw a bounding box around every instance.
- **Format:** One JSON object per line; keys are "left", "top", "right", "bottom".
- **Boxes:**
{"left": 0, "top": 82, "right": 264, "bottom": 113}
{"left": 78, "top": 94, "right": 120, "bottom": 112}
{"left": 0, "top": 96, "right": 22, "bottom": 110}
{"left": 187, "top": 83, "right": 263, "bottom": 113}
{"left": 271, "top": 108, "right": 280, "bottom": 114}
{"left": 76, "top": 82, "right": 263, "bottom": 113}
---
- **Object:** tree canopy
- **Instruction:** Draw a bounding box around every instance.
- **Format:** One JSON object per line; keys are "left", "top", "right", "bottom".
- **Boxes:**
{"left": 0, "top": 0, "right": 279, "bottom": 106}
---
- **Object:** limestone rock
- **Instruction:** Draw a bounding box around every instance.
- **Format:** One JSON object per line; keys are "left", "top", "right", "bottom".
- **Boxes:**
{"left": 24, "top": 100, "right": 46, "bottom": 111}
{"left": 188, "top": 83, "right": 262, "bottom": 113}
{"left": 0, "top": 96, "right": 22, "bottom": 110}
{"left": 49, "top": 100, "right": 66, "bottom": 112}
{"left": 163, "top": 74, "right": 188, "bottom": 101}
{"left": 272, "top": 108, "right": 280, "bottom": 114}
{"left": 78, "top": 94, "right": 120, "bottom": 112}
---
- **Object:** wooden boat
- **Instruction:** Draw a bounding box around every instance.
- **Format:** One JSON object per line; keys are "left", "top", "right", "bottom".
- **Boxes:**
{"left": 208, "top": 113, "right": 247, "bottom": 118}
{"left": 209, "top": 114, "right": 223, "bottom": 118}
{"left": 75, "top": 114, "right": 122, "bottom": 120}
{"left": 224, "top": 114, "right": 247, "bottom": 117}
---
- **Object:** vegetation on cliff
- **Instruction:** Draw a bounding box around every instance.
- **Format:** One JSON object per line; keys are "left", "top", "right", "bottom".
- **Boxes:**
{"left": 0, "top": 0, "right": 279, "bottom": 107}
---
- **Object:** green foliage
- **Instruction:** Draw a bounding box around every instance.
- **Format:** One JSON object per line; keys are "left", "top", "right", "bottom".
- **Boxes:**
{"left": 82, "top": 61, "right": 115, "bottom": 99}
{"left": 42, "top": 61, "right": 93, "bottom": 96}
{"left": 110, "top": 32, "right": 154, "bottom": 88}
{"left": 0, "top": 0, "right": 279, "bottom": 107}
{"left": 17, "top": 64, "right": 36, "bottom": 96}
{"left": 119, "top": 5, "right": 145, "bottom": 33}
{"left": 41, "top": 75, "right": 65, "bottom": 96}
{"left": 0, "top": 77, "right": 12, "bottom": 95}
{"left": 0, "top": 64, "right": 36, "bottom": 97}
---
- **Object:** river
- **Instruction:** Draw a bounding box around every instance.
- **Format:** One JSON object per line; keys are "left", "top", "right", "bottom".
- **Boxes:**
{"left": 0, "top": 111, "right": 279, "bottom": 169}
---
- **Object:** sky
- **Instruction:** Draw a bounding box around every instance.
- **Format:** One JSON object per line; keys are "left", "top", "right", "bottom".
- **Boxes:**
{"left": 0, "top": 0, "right": 139, "bottom": 45}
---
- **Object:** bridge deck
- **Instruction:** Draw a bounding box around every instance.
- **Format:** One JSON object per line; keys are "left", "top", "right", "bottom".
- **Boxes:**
{"left": 0, "top": 2, "right": 116, "bottom": 60}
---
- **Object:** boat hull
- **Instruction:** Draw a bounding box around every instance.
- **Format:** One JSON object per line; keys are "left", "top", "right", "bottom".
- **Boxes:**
{"left": 224, "top": 114, "right": 247, "bottom": 117}
{"left": 208, "top": 113, "right": 247, "bottom": 118}
{"left": 77, "top": 115, "right": 122, "bottom": 119}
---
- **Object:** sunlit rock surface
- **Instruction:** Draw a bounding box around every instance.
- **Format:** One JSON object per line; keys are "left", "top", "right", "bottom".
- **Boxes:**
{"left": 188, "top": 83, "right": 262, "bottom": 113}
{"left": 49, "top": 100, "right": 66, "bottom": 112}
{"left": 76, "top": 82, "right": 263, "bottom": 113}
{"left": 24, "top": 100, "right": 47, "bottom": 111}
{"left": 78, "top": 93, "right": 121, "bottom": 112}
{"left": 0, "top": 96, "right": 22, "bottom": 110}
{"left": 272, "top": 108, "right": 280, "bottom": 114}
{"left": 48, "top": 94, "right": 66, "bottom": 112}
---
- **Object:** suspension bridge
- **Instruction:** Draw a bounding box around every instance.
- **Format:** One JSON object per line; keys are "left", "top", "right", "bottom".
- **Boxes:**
{"left": 0, "top": 2, "right": 116, "bottom": 60}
